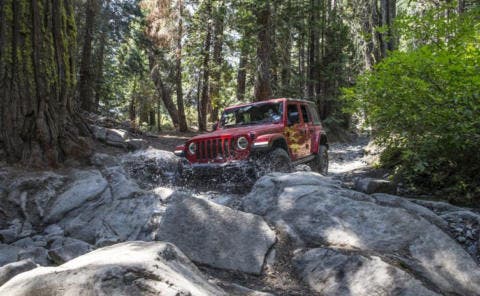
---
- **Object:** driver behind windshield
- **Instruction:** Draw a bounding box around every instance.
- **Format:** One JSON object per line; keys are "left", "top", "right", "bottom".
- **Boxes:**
{"left": 220, "top": 102, "right": 283, "bottom": 128}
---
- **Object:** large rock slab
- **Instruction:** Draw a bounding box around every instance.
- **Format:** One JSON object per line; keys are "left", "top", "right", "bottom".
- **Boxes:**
{"left": 60, "top": 188, "right": 165, "bottom": 245}
{"left": 0, "top": 241, "right": 227, "bottom": 296}
{"left": 242, "top": 172, "right": 480, "bottom": 296}
{"left": 157, "top": 195, "right": 276, "bottom": 274}
{"left": 45, "top": 170, "right": 108, "bottom": 223}
{"left": 294, "top": 248, "right": 439, "bottom": 296}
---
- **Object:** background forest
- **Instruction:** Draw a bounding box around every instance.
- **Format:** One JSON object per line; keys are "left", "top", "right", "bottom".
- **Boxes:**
{"left": 0, "top": 0, "right": 479, "bottom": 202}
{"left": 74, "top": 0, "right": 480, "bottom": 202}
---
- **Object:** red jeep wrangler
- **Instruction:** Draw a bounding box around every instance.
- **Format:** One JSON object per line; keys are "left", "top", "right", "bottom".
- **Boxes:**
{"left": 174, "top": 98, "right": 328, "bottom": 180}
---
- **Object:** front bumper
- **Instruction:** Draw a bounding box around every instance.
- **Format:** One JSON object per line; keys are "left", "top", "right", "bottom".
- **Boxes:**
{"left": 178, "top": 158, "right": 255, "bottom": 178}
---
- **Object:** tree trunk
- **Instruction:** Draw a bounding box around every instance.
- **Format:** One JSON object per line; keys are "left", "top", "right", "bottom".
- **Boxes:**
{"left": 209, "top": 1, "right": 225, "bottom": 122}
{"left": 387, "top": 0, "right": 396, "bottom": 51}
{"left": 254, "top": 0, "right": 273, "bottom": 101}
{"left": 236, "top": 43, "right": 248, "bottom": 101}
{"left": 129, "top": 78, "right": 137, "bottom": 123}
{"left": 176, "top": 0, "right": 188, "bottom": 132}
{"left": 94, "top": 0, "right": 111, "bottom": 111}
{"left": 78, "top": 0, "right": 100, "bottom": 112}
{"left": 380, "top": 0, "right": 396, "bottom": 56}
{"left": 299, "top": 25, "right": 306, "bottom": 96}
{"left": 157, "top": 98, "right": 162, "bottom": 131}
{"left": 279, "top": 0, "right": 292, "bottom": 93}
{"left": 149, "top": 110, "right": 156, "bottom": 127}
{"left": 457, "top": 0, "right": 465, "bottom": 14}
{"left": 148, "top": 53, "right": 180, "bottom": 128}
{"left": 199, "top": 1, "right": 212, "bottom": 132}
{"left": 362, "top": 0, "right": 377, "bottom": 70}
{"left": 307, "top": 0, "right": 320, "bottom": 99}
{"left": 0, "top": 0, "right": 90, "bottom": 166}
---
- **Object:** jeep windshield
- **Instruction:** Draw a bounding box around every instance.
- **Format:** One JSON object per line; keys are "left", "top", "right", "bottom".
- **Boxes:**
{"left": 220, "top": 102, "right": 283, "bottom": 128}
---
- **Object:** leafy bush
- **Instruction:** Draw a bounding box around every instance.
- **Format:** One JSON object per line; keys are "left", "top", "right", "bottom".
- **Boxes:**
{"left": 343, "top": 7, "right": 480, "bottom": 203}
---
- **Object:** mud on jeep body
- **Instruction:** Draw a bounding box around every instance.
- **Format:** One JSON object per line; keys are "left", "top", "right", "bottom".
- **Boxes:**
{"left": 174, "top": 98, "right": 328, "bottom": 180}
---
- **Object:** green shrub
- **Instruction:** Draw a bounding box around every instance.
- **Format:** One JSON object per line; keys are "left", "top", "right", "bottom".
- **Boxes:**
{"left": 343, "top": 7, "right": 480, "bottom": 204}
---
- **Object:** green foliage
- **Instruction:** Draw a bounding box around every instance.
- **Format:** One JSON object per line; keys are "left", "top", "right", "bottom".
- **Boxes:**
{"left": 343, "top": 6, "right": 480, "bottom": 203}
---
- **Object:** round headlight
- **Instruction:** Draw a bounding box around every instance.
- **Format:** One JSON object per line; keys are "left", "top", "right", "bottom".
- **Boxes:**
{"left": 237, "top": 136, "right": 249, "bottom": 150}
{"left": 188, "top": 142, "right": 196, "bottom": 155}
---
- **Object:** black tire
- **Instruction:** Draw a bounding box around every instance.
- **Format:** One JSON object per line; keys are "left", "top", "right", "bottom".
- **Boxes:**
{"left": 255, "top": 148, "right": 292, "bottom": 178}
{"left": 311, "top": 145, "right": 329, "bottom": 175}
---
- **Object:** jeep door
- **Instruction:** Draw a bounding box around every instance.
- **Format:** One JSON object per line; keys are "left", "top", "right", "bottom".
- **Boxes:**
{"left": 285, "top": 103, "right": 309, "bottom": 159}
{"left": 300, "top": 103, "right": 314, "bottom": 155}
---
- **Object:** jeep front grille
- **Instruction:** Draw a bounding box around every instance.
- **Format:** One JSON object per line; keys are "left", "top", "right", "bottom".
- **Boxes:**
{"left": 195, "top": 138, "right": 235, "bottom": 161}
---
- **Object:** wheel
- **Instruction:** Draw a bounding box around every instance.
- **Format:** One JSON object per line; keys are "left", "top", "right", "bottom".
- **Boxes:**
{"left": 311, "top": 145, "right": 329, "bottom": 175}
{"left": 255, "top": 148, "right": 292, "bottom": 178}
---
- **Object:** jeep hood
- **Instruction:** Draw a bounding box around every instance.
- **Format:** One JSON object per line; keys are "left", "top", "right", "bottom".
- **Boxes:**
{"left": 189, "top": 124, "right": 283, "bottom": 141}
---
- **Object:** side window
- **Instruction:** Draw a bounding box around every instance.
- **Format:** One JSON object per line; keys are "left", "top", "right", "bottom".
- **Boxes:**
{"left": 287, "top": 104, "right": 300, "bottom": 125}
{"left": 300, "top": 105, "right": 311, "bottom": 124}
{"left": 308, "top": 104, "right": 321, "bottom": 124}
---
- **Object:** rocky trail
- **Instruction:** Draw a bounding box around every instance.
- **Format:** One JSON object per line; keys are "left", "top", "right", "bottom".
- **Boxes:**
{"left": 0, "top": 127, "right": 479, "bottom": 295}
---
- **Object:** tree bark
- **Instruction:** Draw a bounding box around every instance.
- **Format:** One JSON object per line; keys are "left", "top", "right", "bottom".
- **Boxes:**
{"left": 209, "top": 1, "right": 225, "bottom": 122}
{"left": 236, "top": 43, "right": 248, "bottom": 101}
{"left": 79, "top": 0, "right": 100, "bottom": 112}
{"left": 94, "top": 0, "right": 111, "bottom": 111}
{"left": 254, "top": 0, "right": 273, "bottom": 101}
{"left": 129, "top": 78, "right": 137, "bottom": 123}
{"left": 0, "top": 0, "right": 90, "bottom": 166}
{"left": 148, "top": 53, "right": 180, "bottom": 128}
{"left": 199, "top": 1, "right": 213, "bottom": 132}
{"left": 176, "top": 0, "right": 188, "bottom": 132}
{"left": 307, "top": 0, "right": 320, "bottom": 99}
{"left": 457, "top": 0, "right": 465, "bottom": 14}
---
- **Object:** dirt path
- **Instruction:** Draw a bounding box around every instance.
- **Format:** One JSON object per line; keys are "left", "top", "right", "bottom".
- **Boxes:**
{"left": 328, "top": 136, "right": 370, "bottom": 175}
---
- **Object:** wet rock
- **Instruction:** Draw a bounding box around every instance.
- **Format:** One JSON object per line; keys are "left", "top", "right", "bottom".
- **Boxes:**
{"left": 0, "top": 220, "right": 33, "bottom": 244}
{"left": 0, "top": 228, "right": 18, "bottom": 244}
{"left": 157, "top": 195, "right": 276, "bottom": 274}
{"left": 6, "top": 172, "right": 66, "bottom": 224}
{"left": 0, "top": 244, "right": 20, "bottom": 267}
{"left": 354, "top": 177, "right": 397, "bottom": 194}
{"left": 45, "top": 170, "right": 108, "bottom": 224}
{"left": 126, "top": 138, "right": 148, "bottom": 151}
{"left": 105, "top": 128, "right": 129, "bottom": 148}
{"left": 90, "top": 153, "right": 119, "bottom": 167}
{"left": 294, "top": 248, "right": 439, "bottom": 296}
{"left": 294, "top": 164, "right": 311, "bottom": 172}
{"left": 102, "top": 166, "right": 142, "bottom": 200}
{"left": 121, "top": 148, "right": 178, "bottom": 187}
{"left": 0, "top": 259, "right": 37, "bottom": 286}
{"left": 91, "top": 125, "right": 107, "bottom": 141}
{"left": 18, "top": 247, "right": 49, "bottom": 266}
{"left": 43, "top": 224, "right": 64, "bottom": 237}
{"left": 242, "top": 172, "right": 480, "bottom": 295}
{"left": 0, "top": 241, "right": 226, "bottom": 295}
{"left": 11, "top": 237, "right": 35, "bottom": 249}
{"left": 48, "top": 237, "right": 93, "bottom": 265}
{"left": 218, "top": 282, "right": 275, "bottom": 296}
